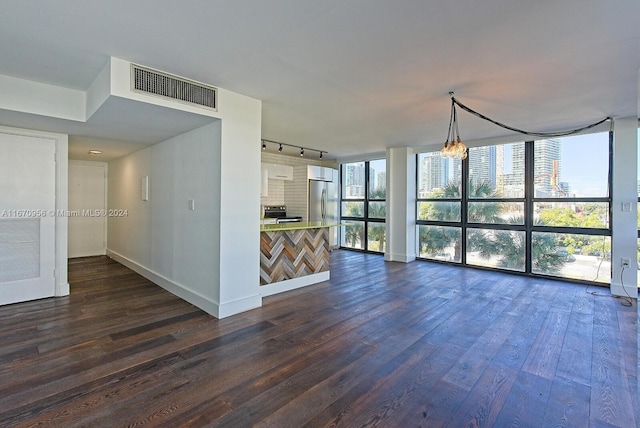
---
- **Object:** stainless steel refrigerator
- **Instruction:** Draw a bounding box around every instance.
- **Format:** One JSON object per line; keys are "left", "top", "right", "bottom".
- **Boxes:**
{"left": 308, "top": 178, "right": 338, "bottom": 249}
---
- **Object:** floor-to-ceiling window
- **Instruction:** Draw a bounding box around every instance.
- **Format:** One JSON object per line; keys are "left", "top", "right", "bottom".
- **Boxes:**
{"left": 341, "top": 159, "right": 386, "bottom": 253}
{"left": 417, "top": 131, "right": 612, "bottom": 284}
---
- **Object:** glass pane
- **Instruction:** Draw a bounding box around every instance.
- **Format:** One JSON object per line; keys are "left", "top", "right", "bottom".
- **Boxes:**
{"left": 468, "top": 202, "right": 525, "bottom": 224}
{"left": 466, "top": 228, "right": 525, "bottom": 272}
{"left": 534, "top": 133, "right": 609, "bottom": 198}
{"left": 368, "top": 201, "right": 386, "bottom": 219}
{"left": 342, "top": 162, "right": 365, "bottom": 199}
{"left": 469, "top": 142, "right": 525, "bottom": 198}
{"left": 341, "top": 221, "right": 365, "bottom": 250}
{"left": 367, "top": 223, "right": 386, "bottom": 253}
{"left": 534, "top": 202, "right": 609, "bottom": 228}
{"left": 341, "top": 201, "right": 364, "bottom": 218}
{"left": 532, "top": 232, "right": 610, "bottom": 283}
{"left": 417, "top": 201, "right": 461, "bottom": 222}
{"left": 417, "top": 225, "right": 461, "bottom": 262}
{"left": 417, "top": 152, "right": 461, "bottom": 199}
{"left": 368, "top": 159, "right": 386, "bottom": 199}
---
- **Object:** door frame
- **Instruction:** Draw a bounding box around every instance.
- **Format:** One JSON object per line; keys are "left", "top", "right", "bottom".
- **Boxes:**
{"left": 0, "top": 125, "right": 69, "bottom": 297}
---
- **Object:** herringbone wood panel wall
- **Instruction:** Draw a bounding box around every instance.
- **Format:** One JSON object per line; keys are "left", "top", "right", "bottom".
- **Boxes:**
{"left": 260, "top": 228, "right": 329, "bottom": 285}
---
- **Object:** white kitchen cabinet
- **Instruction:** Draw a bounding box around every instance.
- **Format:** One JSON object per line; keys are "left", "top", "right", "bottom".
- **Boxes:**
{"left": 307, "top": 165, "right": 335, "bottom": 181}
{"left": 262, "top": 163, "right": 293, "bottom": 181}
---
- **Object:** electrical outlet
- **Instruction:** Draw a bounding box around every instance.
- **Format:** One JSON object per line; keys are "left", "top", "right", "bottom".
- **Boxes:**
{"left": 621, "top": 258, "right": 630, "bottom": 268}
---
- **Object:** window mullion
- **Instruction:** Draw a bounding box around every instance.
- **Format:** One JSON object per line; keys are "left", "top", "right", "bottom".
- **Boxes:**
{"left": 461, "top": 153, "right": 468, "bottom": 265}
{"left": 525, "top": 140, "right": 534, "bottom": 274}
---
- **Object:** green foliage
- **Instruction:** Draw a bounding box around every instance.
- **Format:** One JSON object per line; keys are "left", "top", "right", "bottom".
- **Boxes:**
{"left": 344, "top": 202, "right": 363, "bottom": 217}
{"left": 368, "top": 223, "right": 386, "bottom": 252}
{"left": 368, "top": 202, "right": 386, "bottom": 219}
{"left": 419, "top": 225, "right": 460, "bottom": 259}
{"left": 538, "top": 205, "right": 607, "bottom": 229}
{"left": 344, "top": 223, "right": 363, "bottom": 249}
{"left": 581, "top": 237, "right": 610, "bottom": 259}
{"left": 369, "top": 187, "right": 386, "bottom": 200}
{"left": 539, "top": 208, "right": 580, "bottom": 227}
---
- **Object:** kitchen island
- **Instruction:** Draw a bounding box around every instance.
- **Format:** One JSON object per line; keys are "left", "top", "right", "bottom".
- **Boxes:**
{"left": 260, "top": 222, "right": 340, "bottom": 296}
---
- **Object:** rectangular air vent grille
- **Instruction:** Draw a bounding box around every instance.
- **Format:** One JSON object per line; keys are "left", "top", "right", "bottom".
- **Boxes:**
{"left": 131, "top": 64, "right": 217, "bottom": 110}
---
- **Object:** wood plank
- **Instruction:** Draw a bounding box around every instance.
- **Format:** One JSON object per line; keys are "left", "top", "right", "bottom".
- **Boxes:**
{"left": 0, "top": 253, "right": 634, "bottom": 427}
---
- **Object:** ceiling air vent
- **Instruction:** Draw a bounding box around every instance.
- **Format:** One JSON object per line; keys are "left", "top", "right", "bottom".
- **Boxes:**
{"left": 131, "top": 64, "right": 217, "bottom": 110}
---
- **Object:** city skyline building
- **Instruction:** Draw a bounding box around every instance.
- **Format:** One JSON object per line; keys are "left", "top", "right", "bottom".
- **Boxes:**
{"left": 418, "top": 139, "right": 566, "bottom": 199}
{"left": 344, "top": 162, "right": 365, "bottom": 198}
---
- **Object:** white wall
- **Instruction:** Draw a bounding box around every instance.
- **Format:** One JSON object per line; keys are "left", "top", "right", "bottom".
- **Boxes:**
{"left": 217, "top": 88, "right": 262, "bottom": 317}
{"left": 108, "top": 88, "right": 263, "bottom": 318}
{"left": 108, "top": 148, "right": 152, "bottom": 266}
{"left": 611, "top": 117, "right": 638, "bottom": 298}
{"left": 0, "top": 75, "right": 85, "bottom": 121}
{"left": 108, "top": 122, "right": 225, "bottom": 314}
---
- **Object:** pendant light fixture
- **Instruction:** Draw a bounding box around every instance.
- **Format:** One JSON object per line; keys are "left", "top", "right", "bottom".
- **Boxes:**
{"left": 440, "top": 92, "right": 611, "bottom": 160}
{"left": 441, "top": 92, "right": 467, "bottom": 160}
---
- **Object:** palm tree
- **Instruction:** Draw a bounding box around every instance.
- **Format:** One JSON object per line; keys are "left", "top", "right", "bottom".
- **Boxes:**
{"left": 342, "top": 202, "right": 364, "bottom": 249}
{"left": 467, "top": 216, "right": 564, "bottom": 274}
{"left": 344, "top": 223, "right": 364, "bottom": 249}
{"left": 419, "top": 179, "right": 502, "bottom": 260}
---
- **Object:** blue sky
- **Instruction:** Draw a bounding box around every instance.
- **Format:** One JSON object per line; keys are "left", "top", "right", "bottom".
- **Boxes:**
{"left": 559, "top": 132, "right": 609, "bottom": 197}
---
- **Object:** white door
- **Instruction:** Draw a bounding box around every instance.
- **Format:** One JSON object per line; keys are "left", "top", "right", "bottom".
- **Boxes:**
{"left": 0, "top": 133, "right": 56, "bottom": 305}
{"left": 68, "top": 162, "right": 107, "bottom": 257}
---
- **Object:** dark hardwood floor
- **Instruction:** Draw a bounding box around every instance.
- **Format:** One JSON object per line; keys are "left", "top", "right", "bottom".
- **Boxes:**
{"left": 0, "top": 251, "right": 636, "bottom": 427}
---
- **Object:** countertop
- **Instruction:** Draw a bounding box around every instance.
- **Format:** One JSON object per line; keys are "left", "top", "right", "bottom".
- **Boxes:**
{"left": 260, "top": 221, "right": 344, "bottom": 232}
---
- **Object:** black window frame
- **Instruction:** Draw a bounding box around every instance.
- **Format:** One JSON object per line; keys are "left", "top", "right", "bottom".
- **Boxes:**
{"left": 416, "top": 132, "right": 613, "bottom": 285}
{"left": 340, "top": 159, "right": 386, "bottom": 254}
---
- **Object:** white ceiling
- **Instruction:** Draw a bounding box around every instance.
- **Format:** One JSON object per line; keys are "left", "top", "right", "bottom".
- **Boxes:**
{"left": 0, "top": 0, "right": 638, "bottom": 161}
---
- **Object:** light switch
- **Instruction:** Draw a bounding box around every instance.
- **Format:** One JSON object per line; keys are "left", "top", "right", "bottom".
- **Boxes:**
{"left": 621, "top": 201, "right": 632, "bottom": 212}
{"left": 188, "top": 199, "right": 195, "bottom": 211}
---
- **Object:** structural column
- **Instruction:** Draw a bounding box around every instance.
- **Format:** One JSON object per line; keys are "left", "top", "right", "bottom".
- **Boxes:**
{"left": 385, "top": 147, "right": 416, "bottom": 263}
{"left": 611, "top": 117, "right": 638, "bottom": 298}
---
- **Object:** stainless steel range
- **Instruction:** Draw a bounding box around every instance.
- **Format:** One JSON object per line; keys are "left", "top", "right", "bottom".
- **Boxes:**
{"left": 262, "top": 205, "right": 302, "bottom": 224}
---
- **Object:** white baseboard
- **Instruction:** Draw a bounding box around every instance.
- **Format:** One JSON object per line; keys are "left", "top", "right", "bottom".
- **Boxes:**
{"left": 218, "top": 294, "right": 263, "bottom": 318}
{"left": 610, "top": 282, "right": 638, "bottom": 299}
{"left": 384, "top": 253, "right": 416, "bottom": 263}
{"left": 260, "top": 271, "right": 330, "bottom": 297}
{"left": 106, "top": 249, "right": 262, "bottom": 318}
{"left": 55, "top": 282, "right": 70, "bottom": 297}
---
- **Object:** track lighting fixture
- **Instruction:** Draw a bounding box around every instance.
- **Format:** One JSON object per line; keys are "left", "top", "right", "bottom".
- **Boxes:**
{"left": 260, "top": 139, "right": 327, "bottom": 159}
